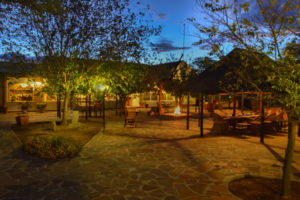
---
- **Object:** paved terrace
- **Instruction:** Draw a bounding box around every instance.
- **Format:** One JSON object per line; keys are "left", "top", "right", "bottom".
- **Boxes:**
{"left": 0, "top": 111, "right": 300, "bottom": 200}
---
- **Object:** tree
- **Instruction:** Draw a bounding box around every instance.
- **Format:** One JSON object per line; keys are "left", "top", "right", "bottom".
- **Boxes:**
{"left": 1, "top": 0, "right": 159, "bottom": 125}
{"left": 189, "top": 0, "right": 299, "bottom": 198}
{"left": 192, "top": 56, "right": 215, "bottom": 72}
{"left": 101, "top": 61, "right": 152, "bottom": 113}
{"left": 163, "top": 62, "right": 196, "bottom": 105}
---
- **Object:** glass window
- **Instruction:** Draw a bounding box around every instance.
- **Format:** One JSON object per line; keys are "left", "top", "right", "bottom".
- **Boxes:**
{"left": 143, "top": 92, "right": 150, "bottom": 101}
{"left": 151, "top": 93, "right": 158, "bottom": 101}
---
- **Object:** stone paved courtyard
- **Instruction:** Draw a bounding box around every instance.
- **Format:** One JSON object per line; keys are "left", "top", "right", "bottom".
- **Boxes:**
{"left": 0, "top": 111, "right": 300, "bottom": 200}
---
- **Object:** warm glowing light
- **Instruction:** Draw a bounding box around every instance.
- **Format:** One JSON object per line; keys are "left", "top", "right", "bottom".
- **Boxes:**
{"left": 20, "top": 83, "right": 28, "bottom": 87}
{"left": 35, "top": 82, "right": 43, "bottom": 87}
{"left": 174, "top": 105, "right": 181, "bottom": 115}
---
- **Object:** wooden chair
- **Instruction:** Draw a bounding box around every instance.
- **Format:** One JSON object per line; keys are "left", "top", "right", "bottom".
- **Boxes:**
{"left": 124, "top": 107, "right": 137, "bottom": 128}
{"left": 211, "top": 112, "right": 230, "bottom": 134}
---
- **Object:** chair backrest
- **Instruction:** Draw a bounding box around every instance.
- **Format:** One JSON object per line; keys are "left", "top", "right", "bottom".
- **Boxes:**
{"left": 266, "top": 107, "right": 282, "bottom": 116}
{"left": 126, "top": 107, "right": 136, "bottom": 119}
{"left": 211, "top": 112, "right": 225, "bottom": 121}
{"left": 265, "top": 113, "right": 277, "bottom": 121}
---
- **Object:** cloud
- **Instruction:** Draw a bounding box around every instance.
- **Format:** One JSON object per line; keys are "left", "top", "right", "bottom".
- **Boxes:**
{"left": 150, "top": 39, "right": 190, "bottom": 53}
{"left": 156, "top": 13, "right": 167, "bottom": 20}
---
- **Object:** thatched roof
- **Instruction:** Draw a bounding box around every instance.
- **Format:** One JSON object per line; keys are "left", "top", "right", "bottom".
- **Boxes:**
{"left": 149, "top": 61, "right": 195, "bottom": 82}
{"left": 186, "top": 48, "right": 271, "bottom": 94}
{"left": 0, "top": 62, "right": 37, "bottom": 74}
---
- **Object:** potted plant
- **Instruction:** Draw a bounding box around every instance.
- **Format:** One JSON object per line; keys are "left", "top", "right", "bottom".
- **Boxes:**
{"left": 19, "top": 102, "right": 31, "bottom": 114}
{"left": 16, "top": 113, "right": 29, "bottom": 126}
{"left": 36, "top": 102, "right": 47, "bottom": 113}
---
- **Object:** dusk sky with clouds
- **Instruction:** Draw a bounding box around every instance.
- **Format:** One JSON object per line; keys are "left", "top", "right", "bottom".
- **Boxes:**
{"left": 132, "top": 0, "right": 211, "bottom": 64}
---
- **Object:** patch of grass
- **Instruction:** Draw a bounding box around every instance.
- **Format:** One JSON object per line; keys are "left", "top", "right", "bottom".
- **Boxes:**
{"left": 24, "top": 135, "right": 82, "bottom": 159}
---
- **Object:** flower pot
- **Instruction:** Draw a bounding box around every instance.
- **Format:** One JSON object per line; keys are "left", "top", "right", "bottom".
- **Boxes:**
{"left": 16, "top": 115, "right": 29, "bottom": 126}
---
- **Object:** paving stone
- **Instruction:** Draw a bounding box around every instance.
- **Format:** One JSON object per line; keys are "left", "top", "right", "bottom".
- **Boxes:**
{"left": 0, "top": 112, "right": 299, "bottom": 200}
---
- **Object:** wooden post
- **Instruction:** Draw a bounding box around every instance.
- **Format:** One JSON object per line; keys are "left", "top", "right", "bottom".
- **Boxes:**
{"left": 200, "top": 93, "right": 204, "bottom": 137}
{"left": 85, "top": 95, "right": 88, "bottom": 120}
{"left": 198, "top": 94, "right": 201, "bottom": 127}
{"left": 159, "top": 81, "right": 163, "bottom": 116}
{"left": 241, "top": 93, "right": 245, "bottom": 114}
{"left": 2, "top": 74, "right": 8, "bottom": 113}
{"left": 232, "top": 93, "right": 237, "bottom": 130}
{"left": 259, "top": 92, "right": 263, "bottom": 114}
{"left": 260, "top": 96, "right": 265, "bottom": 144}
{"left": 88, "top": 94, "right": 92, "bottom": 117}
{"left": 186, "top": 92, "right": 190, "bottom": 130}
{"left": 232, "top": 93, "right": 237, "bottom": 117}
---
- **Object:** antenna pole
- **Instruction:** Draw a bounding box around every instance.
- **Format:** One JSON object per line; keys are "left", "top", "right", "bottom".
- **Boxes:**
{"left": 183, "top": 23, "right": 186, "bottom": 60}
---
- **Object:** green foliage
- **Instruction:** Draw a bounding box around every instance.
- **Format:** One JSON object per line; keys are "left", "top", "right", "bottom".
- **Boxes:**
{"left": 192, "top": 56, "right": 216, "bottom": 72}
{"left": 19, "top": 101, "right": 31, "bottom": 109}
{"left": 24, "top": 135, "right": 82, "bottom": 159}
{"left": 1, "top": 0, "right": 160, "bottom": 123}
{"left": 268, "top": 40, "right": 300, "bottom": 120}
{"left": 101, "top": 61, "right": 152, "bottom": 101}
{"left": 163, "top": 62, "right": 196, "bottom": 104}
{"left": 36, "top": 102, "right": 47, "bottom": 109}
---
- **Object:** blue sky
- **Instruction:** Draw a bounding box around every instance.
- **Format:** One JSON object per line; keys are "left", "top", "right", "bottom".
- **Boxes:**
{"left": 133, "top": 0, "right": 211, "bottom": 64}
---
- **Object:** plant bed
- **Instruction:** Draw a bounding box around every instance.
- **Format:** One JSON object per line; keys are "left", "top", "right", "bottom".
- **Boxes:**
{"left": 12, "top": 118, "right": 101, "bottom": 147}
{"left": 228, "top": 176, "right": 300, "bottom": 200}
{"left": 24, "top": 135, "right": 82, "bottom": 159}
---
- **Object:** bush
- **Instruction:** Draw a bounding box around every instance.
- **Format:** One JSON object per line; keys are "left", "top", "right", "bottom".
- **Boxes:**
{"left": 24, "top": 135, "right": 82, "bottom": 159}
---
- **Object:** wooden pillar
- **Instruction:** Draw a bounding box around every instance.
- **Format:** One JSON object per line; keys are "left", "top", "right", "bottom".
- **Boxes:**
{"left": 260, "top": 94, "right": 265, "bottom": 144}
{"left": 85, "top": 95, "right": 88, "bottom": 120}
{"left": 259, "top": 92, "right": 263, "bottom": 114}
{"left": 198, "top": 94, "right": 201, "bottom": 127}
{"left": 186, "top": 92, "right": 190, "bottom": 130}
{"left": 200, "top": 93, "right": 204, "bottom": 137}
{"left": 241, "top": 93, "right": 245, "bottom": 114}
{"left": 88, "top": 94, "right": 92, "bottom": 117}
{"left": 159, "top": 81, "right": 163, "bottom": 116}
{"left": 1, "top": 74, "right": 8, "bottom": 112}
{"left": 232, "top": 93, "right": 237, "bottom": 117}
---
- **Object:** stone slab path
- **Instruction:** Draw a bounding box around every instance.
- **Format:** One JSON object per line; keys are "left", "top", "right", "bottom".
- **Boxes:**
{"left": 0, "top": 112, "right": 300, "bottom": 199}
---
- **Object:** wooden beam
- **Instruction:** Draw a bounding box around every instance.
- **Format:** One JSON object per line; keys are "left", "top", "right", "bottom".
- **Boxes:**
{"left": 218, "top": 91, "right": 271, "bottom": 96}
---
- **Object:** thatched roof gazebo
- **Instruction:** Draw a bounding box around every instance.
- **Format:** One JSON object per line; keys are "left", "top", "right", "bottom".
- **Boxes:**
{"left": 185, "top": 48, "right": 272, "bottom": 138}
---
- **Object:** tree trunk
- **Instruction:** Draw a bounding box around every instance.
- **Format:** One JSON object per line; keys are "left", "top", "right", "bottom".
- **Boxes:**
{"left": 281, "top": 120, "right": 298, "bottom": 199}
{"left": 62, "top": 92, "right": 70, "bottom": 125}
{"left": 57, "top": 93, "right": 61, "bottom": 118}
{"left": 115, "top": 95, "right": 118, "bottom": 116}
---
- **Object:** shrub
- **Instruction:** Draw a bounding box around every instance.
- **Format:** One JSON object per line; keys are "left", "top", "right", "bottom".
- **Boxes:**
{"left": 24, "top": 135, "right": 82, "bottom": 159}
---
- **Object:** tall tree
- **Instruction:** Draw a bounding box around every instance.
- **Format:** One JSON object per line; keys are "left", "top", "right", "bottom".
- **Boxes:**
{"left": 101, "top": 61, "right": 151, "bottom": 113}
{"left": 189, "top": 0, "right": 299, "bottom": 198}
{"left": 1, "top": 0, "right": 160, "bottom": 124}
